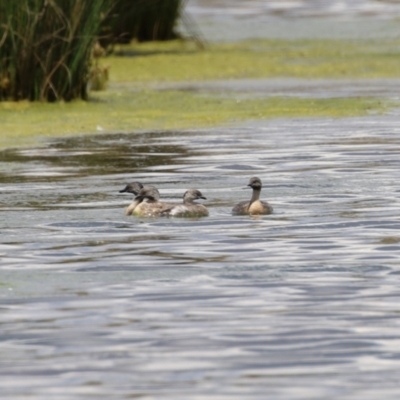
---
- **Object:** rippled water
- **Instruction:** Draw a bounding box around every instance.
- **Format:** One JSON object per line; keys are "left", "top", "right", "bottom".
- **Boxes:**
{"left": 2, "top": 113, "right": 400, "bottom": 398}
{"left": 185, "top": 0, "right": 400, "bottom": 40}
{"left": 189, "top": 0, "right": 400, "bottom": 18}
{"left": 3, "top": 2, "right": 400, "bottom": 398}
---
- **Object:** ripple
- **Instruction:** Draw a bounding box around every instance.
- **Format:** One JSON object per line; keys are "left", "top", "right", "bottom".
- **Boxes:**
{"left": 2, "top": 115, "right": 400, "bottom": 398}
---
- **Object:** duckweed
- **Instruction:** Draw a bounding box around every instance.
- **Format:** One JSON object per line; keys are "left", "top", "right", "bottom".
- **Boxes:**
{"left": 107, "top": 39, "right": 400, "bottom": 82}
{"left": 0, "top": 89, "right": 387, "bottom": 149}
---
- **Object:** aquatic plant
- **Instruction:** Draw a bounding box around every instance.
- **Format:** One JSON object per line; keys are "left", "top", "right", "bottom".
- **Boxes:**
{"left": 0, "top": 0, "right": 108, "bottom": 102}
{"left": 100, "top": 0, "right": 182, "bottom": 47}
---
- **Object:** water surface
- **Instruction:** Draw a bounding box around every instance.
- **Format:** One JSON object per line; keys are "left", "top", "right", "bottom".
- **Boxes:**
{"left": 2, "top": 114, "right": 400, "bottom": 399}
{"left": 185, "top": 0, "right": 400, "bottom": 40}
{"left": 3, "top": 1, "right": 400, "bottom": 398}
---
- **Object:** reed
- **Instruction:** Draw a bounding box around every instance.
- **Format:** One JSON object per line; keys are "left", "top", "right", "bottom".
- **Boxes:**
{"left": 101, "top": 0, "right": 182, "bottom": 47}
{"left": 0, "top": 0, "right": 108, "bottom": 102}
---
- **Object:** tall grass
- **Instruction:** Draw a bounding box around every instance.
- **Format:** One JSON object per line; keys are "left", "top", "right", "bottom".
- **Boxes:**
{"left": 0, "top": 0, "right": 109, "bottom": 102}
{"left": 101, "top": 0, "right": 182, "bottom": 47}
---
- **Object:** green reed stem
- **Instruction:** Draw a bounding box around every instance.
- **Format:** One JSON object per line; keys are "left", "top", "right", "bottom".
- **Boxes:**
{"left": 0, "top": 0, "right": 109, "bottom": 101}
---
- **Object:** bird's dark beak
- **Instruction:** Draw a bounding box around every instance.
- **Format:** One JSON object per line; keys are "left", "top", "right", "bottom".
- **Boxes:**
{"left": 200, "top": 196, "right": 206, "bottom": 200}
{"left": 119, "top": 185, "right": 128, "bottom": 193}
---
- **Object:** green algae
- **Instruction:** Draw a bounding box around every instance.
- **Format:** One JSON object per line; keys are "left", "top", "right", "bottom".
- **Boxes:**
{"left": 1, "top": 38, "right": 399, "bottom": 150}
{"left": 107, "top": 39, "right": 400, "bottom": 82}
{"left": 0, "top": 89, "right": 387, "bottom": 149}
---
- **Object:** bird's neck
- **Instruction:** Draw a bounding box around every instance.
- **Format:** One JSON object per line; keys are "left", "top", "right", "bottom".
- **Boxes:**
{"left": 126, "top": 198, "right": 141, "bottom": 215}
{"left": 250, "top": 188, "right": 261, "bottom": 205}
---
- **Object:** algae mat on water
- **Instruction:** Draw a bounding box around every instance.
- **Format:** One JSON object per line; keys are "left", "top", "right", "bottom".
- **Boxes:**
{"left": 0, "top": 90, "right": 386, "bottom": 149}
{"left": 0, "top": 38, "right": 398, "bottom": 149}
{"left": 107, "top": 39, "right": 400, "bottom": 82}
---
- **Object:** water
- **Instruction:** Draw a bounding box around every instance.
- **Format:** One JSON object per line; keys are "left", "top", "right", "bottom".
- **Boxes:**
{"left": 2, "top": 113, "right": 400, "bottom": 399}
{"left": 185, "top": 0, "right": 400, "bottom": 40}
{"left": 189, "top": 0, "right": 400, "bottom": 18}
{"left": 3, "top": 1, "right": 400, "bottom": 397}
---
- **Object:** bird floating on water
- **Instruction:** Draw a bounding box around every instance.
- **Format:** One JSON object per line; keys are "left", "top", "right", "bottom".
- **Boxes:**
{"left": 232, "top": 177, "right": 273, "bottom": 215}
{"left": 162, "top": 189, "right": 209, "bottom": 218}
{"left": 119, "top": 183, "right": 208, "bottom": 218}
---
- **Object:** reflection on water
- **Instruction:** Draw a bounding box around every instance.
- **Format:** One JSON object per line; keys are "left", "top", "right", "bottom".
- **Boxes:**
{"left": 2, "top": 114, "right": 400, "bottom": 398}
{"left": 0, "top": 132, "right": 189, "bottom": 183}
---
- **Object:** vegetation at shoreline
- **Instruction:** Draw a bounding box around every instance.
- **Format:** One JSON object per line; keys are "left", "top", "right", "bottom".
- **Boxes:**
{"left": 0, "top": 1, "right": 107, "bottom": 102}
{"left": 1, "top": 38, "right": 399, "bottom": 149}
{"left": 101, "top": 0, "right": 182, "bottom": 46}
{"left": 0, "top": 0, "right": 183, "bottom": 102}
